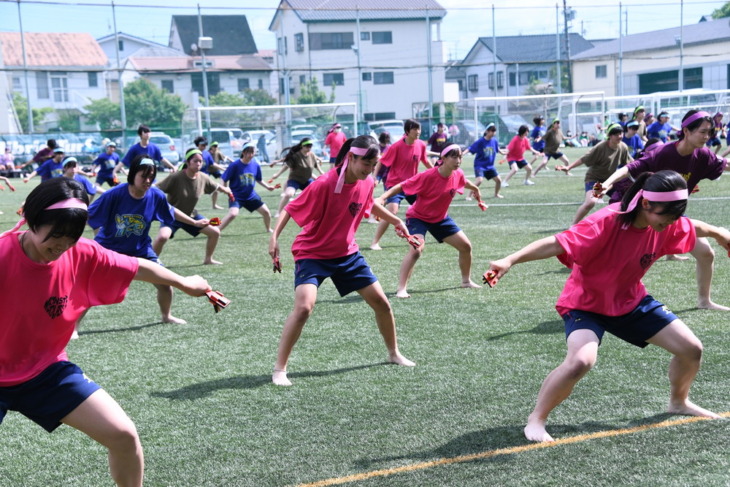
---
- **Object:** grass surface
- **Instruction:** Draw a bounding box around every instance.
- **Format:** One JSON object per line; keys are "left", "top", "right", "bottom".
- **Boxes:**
{"left": 1, "top": 147, "right": 729, "bottom": 486}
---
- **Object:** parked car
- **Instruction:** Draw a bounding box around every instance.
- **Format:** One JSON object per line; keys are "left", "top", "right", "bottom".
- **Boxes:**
{"left": 148, "top": 132, "right": 180, "bottom": 164}
{"left": 189, "top": 128, "right": 243, "bottom": 158}
{"left": 367, "top": 119, "right": 405, "bottom": 140}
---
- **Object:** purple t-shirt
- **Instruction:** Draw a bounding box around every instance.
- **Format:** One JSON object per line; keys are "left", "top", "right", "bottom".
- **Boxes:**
{"left": 626, "top": 142, "right": 726, "bottom": 192}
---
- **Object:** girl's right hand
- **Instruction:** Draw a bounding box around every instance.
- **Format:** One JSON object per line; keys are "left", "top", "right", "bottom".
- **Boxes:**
{"left": 487, "top": 259, "right": 512, "bottom": 280}
{"left": 268, "top": 236, "right": 279, "bottom": 260}
{"left": 180, "top": 275, "right": 211, "bottom": 297}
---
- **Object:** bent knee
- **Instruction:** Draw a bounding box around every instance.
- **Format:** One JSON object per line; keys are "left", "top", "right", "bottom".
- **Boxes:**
{"left": 293, "top": 301, "right": 315, "bottom": 319}
{"left": 563, "top": 355, "right": 596, "bottom": 379}
{"left": 105, "top": 422, "right": 141, "bottom": 452}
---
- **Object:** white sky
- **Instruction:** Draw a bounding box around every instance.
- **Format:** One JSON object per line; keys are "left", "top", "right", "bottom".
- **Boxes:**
{"left": 0, "top": 0, "right": 727, "bottom": 59}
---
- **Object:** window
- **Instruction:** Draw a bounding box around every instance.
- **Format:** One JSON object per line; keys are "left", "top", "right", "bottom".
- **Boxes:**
{"left": 638, "top": 67, "right": 702, "bottom": 94}
{"left": 595, "top": 65, "right": 607, "bottom": 79}
{"left": 191, "top": 72, "right": 221, "bottom": 96}
{"left": 295, "top": 33, "right": 304, "bottom": 52}
{"left": 50, "top": 72, "right": 68, "bottom": 102}
{"left": 36, "top": 71, "right": 49, "bottom": 99}
{"left": 361, "top": 32, "right": 370, "bottom": 41}
{"left": 519, "top": 72, "right": 530, "bottom": 85}
{"left": 277, "top": 36, "right": 287, "bottom": 55}
{"left": 497, "top": 71, "right": 504, "bottom": 89}
{"left": 161, "top": 80, "right": 174, "bottom": 93}
{"left": 467, "top": 74, "right": 478, "bottom": 91}
{"left": 88, "top": 72, "right": 98, "bottom": 88}
{"left": 323, "top": 73, "right": 344, "bottom": 86}
{"left": 309, "top": 32, "right": 354, "bottom": 50}
{"left": 238, "top": 78, "right": 250, "bottom": 91}
{"left": 12, "top": 77, "right": 21, "bottom": 91}
{"left": 509, "top": 72, "right": 516, "bottom": 87}
{"left": 118, "top": 39, "right": 124, "bottom": 51}
{"left": 299, "top": 75, "right": 306, "bottom": 85}
{"left": 258, "top": 79, "right": 263, "bottom": 89}
{"left": 457, "top": 79, "right": 464, "bottom": 92}
{"left": 488, "top": 72, "right": 494, "bottom": 89}
{"left": 362, "top": 72, "right": 372, "bottom": 81}
{"left": 374, "top": 72, "right": 394, "bottom": 85}
{"left": 364, "top": 112, "right": 396, "bottom": 121}
{"left": 372, "top": 31, "right": 392, "bottom": 44}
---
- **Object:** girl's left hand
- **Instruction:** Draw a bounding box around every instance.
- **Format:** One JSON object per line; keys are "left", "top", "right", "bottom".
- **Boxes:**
{"left": 180, "top": 275, "right": 211, "bottom": 296}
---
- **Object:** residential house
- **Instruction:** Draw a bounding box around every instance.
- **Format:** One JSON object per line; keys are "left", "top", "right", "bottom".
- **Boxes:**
{"left": 268, "top": 0, "right": 448, "bottom": 122}
{"left": 0, "top": 32, "right": 108, "bottom": 130}
{"left": 572, "top": 18, "right": 730, "bottom": 96}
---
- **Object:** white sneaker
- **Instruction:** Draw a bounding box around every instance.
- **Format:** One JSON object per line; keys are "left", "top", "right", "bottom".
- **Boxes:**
{"left": 502, "top": 181, "right": 509, "bottom": 187}
{"left": 524, "top": 180, "right": 535, "bottom": 186}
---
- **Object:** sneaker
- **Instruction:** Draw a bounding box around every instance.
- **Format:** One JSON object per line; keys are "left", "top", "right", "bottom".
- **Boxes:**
{"left": 502, "top": 181, "right": 509, "bottom": 187}
{"left": 524, "top": 180, "right": 535, "bottom": 186}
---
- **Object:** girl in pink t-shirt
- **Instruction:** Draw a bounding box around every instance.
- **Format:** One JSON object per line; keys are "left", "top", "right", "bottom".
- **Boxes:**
{"left": 0, "top": 178, "right": 212, "bottom": 487}
{"left": 486, "top": 170, "right": 729, "bottom": 444}
{"left": 502, "top": 125, "right": 541, "bottom": 187}
{"left": 268, "top": 135, "right": 416, "bottom": 387}
{"left": 378, "top": 145, "right": 485, "bottom": 298}
{"left": 324, "top": 123, "right": 347, "bottom": 164}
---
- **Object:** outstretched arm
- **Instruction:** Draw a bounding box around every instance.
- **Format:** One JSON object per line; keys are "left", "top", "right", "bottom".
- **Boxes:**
{"left": 371, "top": 202, "right": 409, "bottom": 236}
{"left": 488, "top": 236, "right": 565, "bottom": 280}
{"left": 599, "top": 165, "right": 630, "bottom": 195}
{"left": 376, "top": 183, "right": 403, "bottom": 206}
{"left": 692, "top": 220, "right": 730, "bottom": 252}
{"left": 134, "top": 258, "right": 210, "bottom": 296}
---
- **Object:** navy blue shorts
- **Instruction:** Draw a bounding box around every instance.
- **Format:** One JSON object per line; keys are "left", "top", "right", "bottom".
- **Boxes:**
{"left": 294, "top": 252, "right": 378, "bottom": 296}
{"left": 474, "top": 166, "right": 498, "bottom": 179}
{"left": 384, "top": 185, "right": 417, "bottom": 206}
{"left": 406, "top": 216, "right": 461, "bottom": 243}
{"left": 230, "top": 195, "right": 264, "bottom": 212}
{"left": 165, "top": 213, "right": 206, "bottom": 238}
{"left": 329, "top": 157, "right": 337, "bottom": 165}
{"left": 545, "top": 152, "right": 564, "bottom": 160}
{"left": 707, "top": 137, "right": 722, "bottom": 147}
{"left": 96, "top": 174, "right": 117, "bottom": 187}
{"left": 508, "top": 159, "right": 528, "bottom": 169}
{"left": 562, "top": 295, "right": 678, "bottom": 348}
{"left": 287, "top": 178, "right": 313, "bottom": 191}
{"left": 0, "top": 361, "right": 101, "bottom": 432}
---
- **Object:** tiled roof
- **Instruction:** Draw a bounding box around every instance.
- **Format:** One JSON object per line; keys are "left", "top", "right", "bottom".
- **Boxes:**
{"left": 171, "top": 15, "right": 258, "bottom": 56}
{"left": 279, "top": 0, "right": 446, "bottom": 22}
{"left": 128, "top": 54, "right": 272, "bottom": 73}
{"left": 0, "top": 32, "right": 107, "bottom": 68}
{"left": 470, "top": 33, "right": 594, "bottom": 64}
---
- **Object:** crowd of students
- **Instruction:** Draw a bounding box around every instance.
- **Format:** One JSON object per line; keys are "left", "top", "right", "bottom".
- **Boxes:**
{"left": 2, "top": 110, "right": 729, "bottom": 486}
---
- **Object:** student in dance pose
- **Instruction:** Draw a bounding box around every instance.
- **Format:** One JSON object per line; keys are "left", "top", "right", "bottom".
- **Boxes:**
{"left": 533, "top": 118, "right": 571, "bottom": 176}
{"left": 502, "top": 125, "right": 541, "bottom": 186}
{"left": 92, "top": 142, "right": 121, "bottom": 188}
{"left": 486, "top": 170, "right": 727, "bottom": 443}
{"left": 269, "top": 137, "right": 324, "bottom": 218}
{"left": 463, "top": 123, "right": 506, "bottom": 199}
{"left": 269, "top": 135, "right": 416, "bottom": 386}
{"left": 378, "top": 144, "right": 483, "bottom": 298}
{"left": 0, "top": 177, "right": 211, "bottom": 487}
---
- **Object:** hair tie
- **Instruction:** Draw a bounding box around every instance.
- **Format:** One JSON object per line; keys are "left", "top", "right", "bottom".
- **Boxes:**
{"left": 681, "top": 111, "right": 711, "bottom": 129}
{"left": 185, "top": 148, "right": 202, "bottom": 160}
{"left": 139, "top": 158, "right": 155, "bottom": 166}
{"left": 1, "top": 198, "right": 87, "bottom": 238}
{"left": 334, "top": 146, "right": 368, "bottom": 193}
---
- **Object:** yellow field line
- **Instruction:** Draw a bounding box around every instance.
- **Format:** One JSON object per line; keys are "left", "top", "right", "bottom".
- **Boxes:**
{"left": 296, "top": 412, "right": 730, "bottom": 487}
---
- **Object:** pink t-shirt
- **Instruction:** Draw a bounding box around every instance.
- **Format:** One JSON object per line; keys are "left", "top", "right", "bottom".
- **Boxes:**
{"left": 0, "top": 234, "right": 138, "bottom": 386}
{"left": 401, "top": 167, "right": 466, "bottom": 223}
{"left": 380, "top": 137, "right": 429, "bottom": 187}
{"left": 554, "top": 204, "right": 696, "bottom": 316}
{"left": 324, "top": 131, "right": 347, "bottom": 159}
{"left": 286, "top": 168, "right": 374, "bottom": 260}
{"left": 506, "top": 136, "right": 531, "bottom": 162}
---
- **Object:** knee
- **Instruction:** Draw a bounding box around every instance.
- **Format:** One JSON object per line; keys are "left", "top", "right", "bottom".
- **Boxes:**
{"left": 106, "top": 421, "right": 142, "bottom": 453}
{"left": 563, "top": 355, "right": 596, "bottom": 379}
{"left": 370, "top": 294, "right": 393, "bottom": 314}
{"left": 293, "top": 300, "right": 315, "bottom": 319}
{"left": 680, "top": 339, "right": 704, "bottom": 363}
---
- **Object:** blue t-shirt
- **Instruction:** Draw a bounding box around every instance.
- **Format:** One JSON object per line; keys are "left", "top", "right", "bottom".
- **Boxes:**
{"left": 531, "top": 126, "right": 546, "bottom": 151}
{"left": 468, "top": 137, "right": 500, "bottom": 168}
{"left": 200, "top": 150, "right": 217, "bottom": 175}
{"left": 93, "top": 152, "right": 120, "bottom": 178}
{"left": 121, "top": 143, "right": 163, "bottom": 167}
{"left": 74, "top": 174, "right": 97, "bottom": 195}
{"left": 88, "top": 183, "right": 175, "bottom": 258}
{"left": 222, "top": 159, "right": 262, "bottom": 202}
{"left": 622, "top": 134, "right": 644, "bottom": 158}
{"left": 36, "top": 159, "right": 64, "bottom": 181}
{"left": 647, "top": 122, "right": 672, "bottom": 142}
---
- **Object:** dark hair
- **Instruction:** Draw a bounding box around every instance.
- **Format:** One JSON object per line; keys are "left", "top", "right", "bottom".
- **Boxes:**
{"left": 618, "top": 170, "right": 687, "bottom": 226}
{"left": 62, "top": 158, "right": 77, "bottom": 169}
{"left": 335, "top": 135, "right": 379, "bottom": 170}
{"left": 240, "top": 145, "right": 255, "bottom": 156}
{"left": 404, "top": 119, "right": 421, "bottom": 133}
{"left": 47, "top": 139, "right": 58, "bottom": 150}
{"left": 607, "top": 124, "right": 624, "bottom": 136}
{"left": 194, "top": 136, "right": 208, "bottom": 146}
{"left": 533, "top": 116, "right": 544, "bottom": 126}
{"left": 127, "top": 153, "right": 157, "bottom": 185}
{"left": 282, "top": 137, "right": 313, "bottom": 164}
{"left": 438, "top": 146, "right": 461, "bottom": 165}
{"left": 378, "top": 131, "right": 391, "bottom": 145}
{"left": 437, "top": 122, "right": 445, "bottom": 129}
{"left": 677, "top": 109, "right": 713, "bottom": 141}
{"left": 518, "top": 125, "right": 529, "bottom": 136}
{"left": 137, "top": 124, "right": 150, "bottom": 136}
{"left": 24, "top": 178, "right": 89, "bottom": 242}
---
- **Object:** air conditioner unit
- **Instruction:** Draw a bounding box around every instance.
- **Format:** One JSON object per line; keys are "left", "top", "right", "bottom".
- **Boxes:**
{"left": 198, "top": 37, "right": 213, "bottom": 50}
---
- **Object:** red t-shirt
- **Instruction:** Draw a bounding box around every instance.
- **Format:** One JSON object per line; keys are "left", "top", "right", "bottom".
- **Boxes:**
{"left": 506, "top": 135, "right": 531, "bottom": 162}
{"left": 0, "top": 234, "right": 138, "bottom": 386}
{"left": 380, "top": 137, "right": 429, "bottom": 187}
{"left": 324, "top": 132, "right": 347, "bottom": 159}
{"left": 401, "top": 167, "right": 466, "bottom": 223}
{"left": 286, "top": 169, "right": 374, "bottom": 260}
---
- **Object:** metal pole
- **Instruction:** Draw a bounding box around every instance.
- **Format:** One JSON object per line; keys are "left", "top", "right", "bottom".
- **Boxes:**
{"left": 355, "top": 7, "right": 363, "bottom": 123}
{"left": 562, "top": 0, "right": 572, "bottom": 93}
{"left": 197, "top": 4, "right": 211, "bottom": 133}
{"left": 679, "top": 0, "right": 684, "bottom": 92}
{"left": 111, "top": 1, "right": 127, "bottom": 148}
{"left": 491, "top": 4, "right": 497, "bottom": 101}
{"left": 618, "top": 2, "right": 623, "bottom": 97}
{"left": 17, "top": 0, "right": 33, "bottom": 132}
{"left": 555, "top": 4, "right": 561, "bottom": 94}
{"left": 426, "top": 8, "right": 433, "bottom": 125}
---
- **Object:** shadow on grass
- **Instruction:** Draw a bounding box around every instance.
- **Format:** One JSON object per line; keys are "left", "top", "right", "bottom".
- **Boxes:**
{"left": 486, "top": 319, "right": 563, "bottom": 341}
{"left": 151, "top": 362, "right": 385, "bottom": 400}
{"left": 79, "top": 321, "right": 166, "bottom": 335}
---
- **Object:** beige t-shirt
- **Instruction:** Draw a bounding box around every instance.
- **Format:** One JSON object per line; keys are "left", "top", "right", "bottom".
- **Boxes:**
{"left": 287, "top": 151, "right": 320, "bottom": 184}
{"left": 582, "top": 140, "right": 630, "bottom": 183}
{"left": 157, "top": 171, "right": 218, "bottom": 216}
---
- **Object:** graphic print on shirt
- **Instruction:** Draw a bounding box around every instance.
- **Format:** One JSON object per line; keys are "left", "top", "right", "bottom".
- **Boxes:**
{"left": 482, "top": 145, "right": 495, "bottom": 159}
{"left": 44, "top": 295, "right": 68, "bottom": 319}
{"left": 640, "top": 252, "right": 657, "bottom": 270}
{"left": 115, "top": 214, "right": 146, "bottom": 237}
{"left": 348, "top": 202, "right": 363, "bottom": 217}
{"left": 239, "top": 172, "right": 256, "bottom": 186}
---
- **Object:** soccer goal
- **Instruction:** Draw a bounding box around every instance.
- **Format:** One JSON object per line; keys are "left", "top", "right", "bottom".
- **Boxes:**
{"left": 181, "top": 102, "right": 358, "bottom": 160}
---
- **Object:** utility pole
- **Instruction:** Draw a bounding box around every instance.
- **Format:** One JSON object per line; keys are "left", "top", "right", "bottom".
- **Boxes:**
{"left": 562, "top": 0, "right": 573, "bottom": 93}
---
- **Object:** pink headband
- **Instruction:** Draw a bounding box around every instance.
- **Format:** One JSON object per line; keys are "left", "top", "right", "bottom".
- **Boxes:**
{"left": 349, "top": 146, "right": 369, "bottom": 156}
{"left": 0, "top": 198, "right": 88, "bottom": 238}
{"left": 612, "top": 189, "right": 688, "bottom": 214}
{"left": 440, "top": 144, "right": 461, "bottom": 158}
{"left": 334, "top": 146, "right": 371, "bottom": 193}
{"left": 681, "top": 111, "right": 711, "bottom": 128}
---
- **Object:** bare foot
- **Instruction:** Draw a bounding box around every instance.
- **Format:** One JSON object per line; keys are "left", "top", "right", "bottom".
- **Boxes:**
{"left": 70, "top": 329, "right": 79, "bottom": 340}
{"left": 697, "top": 299, "right": 730, "bottom": 311}
{"left": 668, "top": 399, "right": 721, "bottom": 419}
{"left": 388, "top": 352, "right": 415, "bottom": 367}
{"left": 395, "top": 289, "right": 411, "bottom": 298}
{"left": 267, "top": 228, "right": 274, "bottom": 233}
{"left": 494, "top": 194, "right": 504, "bottom": 199}
{"left": 272, "top": 369, "right": 292, "bottom": 386}
{"left": 524, "top": 416, "right": 555, "bottom": 442}
{"left": 465, "top": 196, "right": 473, "bottom": 201}
{"left": 370, "top": 243, "right": 382, "bottom": 251}
{"left": 162, "top": 315, "right": 187, "bottom": 324}
{"left": 461, "top": 280, "right": 482, "bottom": 289}
{"left": 203, "top": 259, "right": 223, "bottom": 265}
{"left": 212, "top": 205, "right": 223, "bottom": 210}
{"left": 665, "top": 254, "right": 690, "bottom": 261}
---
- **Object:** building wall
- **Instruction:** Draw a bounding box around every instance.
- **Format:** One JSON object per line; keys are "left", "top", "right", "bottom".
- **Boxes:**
{"left": 9, "top": 69, "right": 107, "bottom": 110}
{"left": 98, "top": 37, "right": 153, "bottom": 67}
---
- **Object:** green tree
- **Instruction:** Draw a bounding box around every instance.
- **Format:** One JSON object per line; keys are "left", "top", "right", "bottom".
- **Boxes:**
{"left": 11, "top": 92, "right": 52, "bottom": 132}
{"left": 207, "top": 91, "right": 247, "bottom": 107}
{"left": 84, "top": 98, "right": 121, "bottom": 129}
{"left": 124, "top": 78, "right": 186, "bottom": 131}
{"left": 57, "top": 111, "right": 81, "bottom": 132}
{"left": 295, "top": 77, "right": 334, "bottom": 104}
{"left": 243, "top": 89, "right": 276, "bottom": 106}
{"left": 712, "top": 2, "right": 730, "bottom": 18}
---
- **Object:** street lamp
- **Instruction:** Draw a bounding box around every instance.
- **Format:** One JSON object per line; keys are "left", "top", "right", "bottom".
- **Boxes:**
{"left": 192, "top": 36, "right": 213, "bottom": 133}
